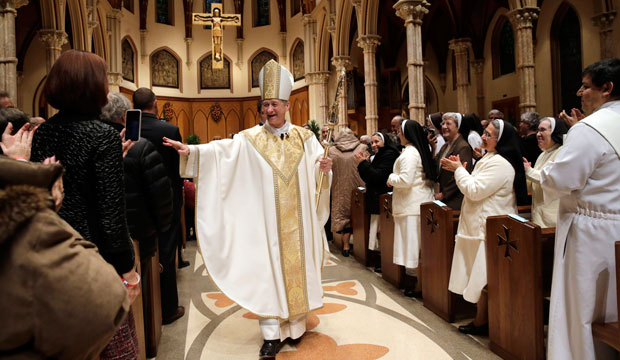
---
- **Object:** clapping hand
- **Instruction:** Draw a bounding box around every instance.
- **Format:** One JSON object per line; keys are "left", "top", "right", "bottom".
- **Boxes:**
{"left": 559, "top": 108, "right": 585, "bottom": 128}
{"left": 163, "top": 137, "right": 190, "bottom": 156}
{"left": 440, "top": 154, "right": 467, "bottom": 172}
{"left": 44, "top": 155, "right": 64, "bottom": 211}
{"left": 0, "top": 122, "right": 36, "bottom": 160}
{"left": 354, "top": 151, "right": 369, "bottom": 164}
{"left": 523, "top": 157, "right": 532, "bottom": 171}
{"left": 473, "top": 147, "right": 483, "bottom": 160}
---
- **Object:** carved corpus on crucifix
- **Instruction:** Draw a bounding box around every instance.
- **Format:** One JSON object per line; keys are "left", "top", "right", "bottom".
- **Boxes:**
{"left": 193, "top": 3, "right": 241, "bottom": 69}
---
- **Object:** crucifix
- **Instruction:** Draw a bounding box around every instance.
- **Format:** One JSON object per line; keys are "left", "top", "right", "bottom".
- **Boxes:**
{"left": 193, "top": 3, "right": 241, "bottom": 69}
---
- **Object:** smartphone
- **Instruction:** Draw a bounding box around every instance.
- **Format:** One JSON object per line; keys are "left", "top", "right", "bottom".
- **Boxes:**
{"left": 125, "top": 109, "right": 142, "bottom": 141}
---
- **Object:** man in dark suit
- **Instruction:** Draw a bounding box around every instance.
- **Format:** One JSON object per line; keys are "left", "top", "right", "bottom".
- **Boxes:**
{"left": 133, "top": 87, "right": 185, "bottom": 325}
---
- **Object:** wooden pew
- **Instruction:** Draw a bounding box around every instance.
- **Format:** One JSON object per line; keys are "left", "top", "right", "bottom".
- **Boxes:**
{"left": 592, "top": 241, "right": 620, "bottom": 351}
{"left": 420, "top": 201, "right": 474, "bottom": 322}
{"left": 131, "top": 241, "right": 147, "bottom": 360}
{"left": 351, "top": 187, "right": 370, "bottom": 266}
{"left": 379, "top": 193, "right": 404, "bottom": 288}
{"left": 143, "top": 250, "right": 163, "bottom": 358}
{"left": 486, "top": 215, "right": 555, "bottom": 360}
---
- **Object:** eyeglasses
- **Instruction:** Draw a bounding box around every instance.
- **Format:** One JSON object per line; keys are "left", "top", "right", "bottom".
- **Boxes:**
{"left": 482, "top": 131, "right": 497, "bottom": 139}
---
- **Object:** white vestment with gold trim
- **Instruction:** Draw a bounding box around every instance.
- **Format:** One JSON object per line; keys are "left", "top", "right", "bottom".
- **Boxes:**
{"left": 180, "top": 124, "right": 331, "bottom": 326}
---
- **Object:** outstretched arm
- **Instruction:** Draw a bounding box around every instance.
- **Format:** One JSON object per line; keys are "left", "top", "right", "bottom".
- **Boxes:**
{"left": 163, "top": 137, "right": 190, "bottom": 156}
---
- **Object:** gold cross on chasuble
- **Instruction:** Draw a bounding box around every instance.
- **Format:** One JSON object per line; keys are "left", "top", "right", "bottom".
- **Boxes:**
{"left": 192, "top": 3, "right": 241, "bottom": 69}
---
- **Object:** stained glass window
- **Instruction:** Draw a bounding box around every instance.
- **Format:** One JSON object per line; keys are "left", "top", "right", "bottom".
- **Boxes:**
{"left": 255, "top": 0, "right": 270, "bottom": 27}
{"left": 499, "top": 21, "right": 515, "bottom": 76}
{"left": 156, "top": 0, "right": 173, "bottom": 25}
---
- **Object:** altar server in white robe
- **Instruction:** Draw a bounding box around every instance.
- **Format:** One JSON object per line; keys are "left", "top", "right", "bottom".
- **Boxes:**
{"left": 441, "top": 119, "right": 528, "bottom": 335}
{"left": 387, "top": 120, "right": 435, "bottom": 297}
{"left": 522, "top": 117, "right": 568, "bottom": 228}
{"left": 542, "top": 58, "right": 620, "bottom": 360}
{"left": 163, "top": 60, "right": 332, "bottom": 358}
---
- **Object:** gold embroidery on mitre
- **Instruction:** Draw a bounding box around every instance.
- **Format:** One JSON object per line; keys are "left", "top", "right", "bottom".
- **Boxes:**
{"left": 261, "top": 60, "right": 281, "bottom": 100}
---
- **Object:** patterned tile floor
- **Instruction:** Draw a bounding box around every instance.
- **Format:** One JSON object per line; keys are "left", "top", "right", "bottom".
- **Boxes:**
{"left": 155, "top": 241, "right": 501, "bottom": 360}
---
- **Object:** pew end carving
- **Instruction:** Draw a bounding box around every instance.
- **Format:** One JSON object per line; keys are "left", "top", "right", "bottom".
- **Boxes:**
{"left": 351, "top": 188, "right": 371, "bottom": 266}
{"left": 379, "top": 193, "right": 405, "bottom": 289}
{"left": 486, "top": 216, "right": 555, "bottom": 360}
{"left": 592, "top": 241, "right": 620, "bottom": 352}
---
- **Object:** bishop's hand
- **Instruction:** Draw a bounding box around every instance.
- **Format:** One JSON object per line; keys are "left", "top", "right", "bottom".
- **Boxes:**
{"left": 319, "top": 157, "right": 332, "bottom": 173}
{"left": 163, "top": 137, "right": 190, "bottom": 156}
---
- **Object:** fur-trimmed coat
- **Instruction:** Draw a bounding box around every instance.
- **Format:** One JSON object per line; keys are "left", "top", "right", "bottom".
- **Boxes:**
{"left": 0, "top": 157, "right": 129, "bottom": 359}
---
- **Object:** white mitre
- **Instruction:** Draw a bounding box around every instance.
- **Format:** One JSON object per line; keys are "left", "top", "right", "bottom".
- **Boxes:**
{"left": 259, "top": 59, "right": 294, "bottom": 100}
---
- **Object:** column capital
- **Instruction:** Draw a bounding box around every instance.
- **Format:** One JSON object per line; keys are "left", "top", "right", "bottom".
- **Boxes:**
{"left": 302, "top": 14, "right": 316, "bottom": 26}
{"left": 471, "top": 58, "right": 484, "bottom": 74}
{"left": 107, "top": 7, "right": 123, "bottom": 20}
{"left": 350, "top": 0, "right": 362, "bottom": 9}
{"left": 592, "top": 11, "right": 616, "bottom": 31}
{"left": 448, "top": 37, "right": 471, "bottom": 54}
{"left": 507, "top": 6, "right": 539, "bottom": 30}
{"left": 357, "top": 35, "right": 381, "bottom": 52}
{"left": 38, "top": 29, "right": 68, "bottom": 49}
{"left": 393, "top": 0, "right": 429, "bottom": 25}
{"left": 306, "top": 71, "right": 330, "bottom": 85}
{"left": 331, "top": 56, "right": 351, "bottom": 70}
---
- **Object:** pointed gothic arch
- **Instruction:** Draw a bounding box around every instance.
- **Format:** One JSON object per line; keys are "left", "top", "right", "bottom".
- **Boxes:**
{"left": 492, "top": 15, "right": 516, "bottom": 78}
{"left": 290, "top": 38, "right": 305, "bottom": 81}
{"left": 197, "top": 51, "right": 233, "bottom": 92}
{"left": 247, "top": 48, "right": 278, "bottom": 90}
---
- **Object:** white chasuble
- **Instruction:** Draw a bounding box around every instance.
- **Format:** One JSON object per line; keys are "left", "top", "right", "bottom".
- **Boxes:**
{"left": 180, "top": 125, "right": 331, "bottom": 320}
{"left": 542, "top": 102, "right": 620, "bottom": 360}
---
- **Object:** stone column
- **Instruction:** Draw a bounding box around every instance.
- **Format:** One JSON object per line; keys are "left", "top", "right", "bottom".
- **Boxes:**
{"left": 508, "top": 7, "right": 539, "bottom": 114}
{"left": 0, "top": 0, "right": 18, "bottom": 104}
{"left": 471, "top": 58, "right": 485, "bottom": 117}
{"left": 448, "top": 38, "right": 471, "bottom": 113}
{"left": 38, "top": 29, "right": 68, "bottom": 72}
{"left": 331, "top": 56, "right": 350, "bottom": 130}
{"left": 357, "top": 35, "right": 381, "bottom": 135}
{"left": 394, "top": 0, "right": 429, "bottom": 123}
{"left": 106, "top": 8, "right": 122, "bottom": 87}
{"left": 236, "top": 38, "right": 244, "bottom": 69}
{"left": 306, "top": 71, "right": 330, "bottom": 125}
{"left": 38, "top": 29, "right": 67, "bottom": 116}
{"left": 303, "top": 14, "right": 316, "bottom": 75}
{"left": 85, "top": 0, "right": 98, "bottom": 52}
{"left": 184, "top": 37, "right": 192, "bottom": 68}
{"left": 592, "top": 11, "right": 617, "bottom": 59}
{"left": 140, "top": 29, "right": 148, "bottom": 63}
{"left": 279, "top": 32, "right": 287, "bottom": 66}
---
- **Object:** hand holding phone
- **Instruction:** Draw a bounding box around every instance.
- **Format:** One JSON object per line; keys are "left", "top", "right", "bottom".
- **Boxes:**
{"left": 125, "top": 109, "right": 142, "bottom": 141}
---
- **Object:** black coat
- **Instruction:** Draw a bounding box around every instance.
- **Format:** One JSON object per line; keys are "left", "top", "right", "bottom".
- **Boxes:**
{"left": 31, "top": 112, "right": 134, "bottom": 274}
{"left": 357, "top": 147, "right": 400, "bottom": 214}
{"left": 520, "top": 133, "right": 542, "bottom": 165}
{"left": 139, "top": 112, "right": 183, "bottom": 214}
{"left": 107, "top": 122, "right": 174, "bottom": 261}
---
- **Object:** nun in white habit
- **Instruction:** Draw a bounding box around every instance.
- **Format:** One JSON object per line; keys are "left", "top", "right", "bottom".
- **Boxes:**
{"left": 441, "top": 119, "right": 528, "bottom": 335}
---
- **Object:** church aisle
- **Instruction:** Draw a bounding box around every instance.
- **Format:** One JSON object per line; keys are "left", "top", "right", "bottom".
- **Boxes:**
{"left": 155, "top": 241, "right": 500, "bottom": 360}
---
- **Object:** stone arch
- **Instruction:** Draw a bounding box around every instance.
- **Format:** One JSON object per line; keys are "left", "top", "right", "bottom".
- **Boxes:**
{"left": 66, "top": 0, "right": 88, "bottom": 50}
{"left": 316, "top": 11, "right": 332, "bottom": 71}
{"left": 334, "top": 0, "right": 354, "bottom": 56}
{"left": 92, "top": 10, "right": 106, "bottom": 59}
{"left": 149, "top": 46, "right": 182, "bottom": 91}
{"left": 362, "top": 0, "right": 380, "bottom": 36}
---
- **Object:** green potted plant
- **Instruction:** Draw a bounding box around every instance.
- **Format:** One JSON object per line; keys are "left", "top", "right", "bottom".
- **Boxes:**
{"left": 185, "top": 134, "right": 201, "bottom": 144}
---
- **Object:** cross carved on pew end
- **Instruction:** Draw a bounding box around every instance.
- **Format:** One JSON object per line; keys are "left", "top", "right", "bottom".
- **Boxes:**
{"left": 497, "top": 225, "right": 518, "bottom": 260}
{"left": 426, "top": 209, "right": 439, "bottom": 234}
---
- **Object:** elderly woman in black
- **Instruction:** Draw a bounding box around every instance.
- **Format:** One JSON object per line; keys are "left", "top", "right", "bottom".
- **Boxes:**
{"left": 31, "top": 50, "right": 138, "bottom": 359}
{"left": 355, "top": 132, "right": 400, "bottom": 272}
